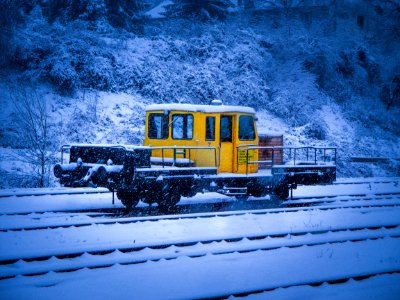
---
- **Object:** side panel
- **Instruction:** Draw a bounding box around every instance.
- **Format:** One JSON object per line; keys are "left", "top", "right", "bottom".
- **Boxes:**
{"left": 235, "top": 114, "right": 258, "bottom": 174}
{"left": 195, "top": 114, "right": 219, "bottom": 168}
{"left": 144, "top": 110, "right": 259, "bottom": 174}
{"left": 144, "top": 110, "right": 216, "bottom": 168}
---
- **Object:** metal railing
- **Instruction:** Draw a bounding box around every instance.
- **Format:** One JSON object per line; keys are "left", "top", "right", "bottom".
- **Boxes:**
{"left": 60, "top": 144, "right": 218, "bottom": 169}
{"left": 61, "top": 145, "right": 71, "bottom": 164}
{"left": 149, "top": 146, "right": 218, "bottom": 168}
{"left": 237, "top": 145, "right": 337, "bottom": 175}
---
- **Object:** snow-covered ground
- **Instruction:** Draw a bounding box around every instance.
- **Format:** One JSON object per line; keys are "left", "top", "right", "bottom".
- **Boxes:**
{"left": 1, "top": 239, "right": 399, "bottom": 299}
{"left": 0, "top": 179, "right": 399, "bottom": 299}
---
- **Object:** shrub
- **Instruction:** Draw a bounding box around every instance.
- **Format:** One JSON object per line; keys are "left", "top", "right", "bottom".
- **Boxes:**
{"left": 303, "top": 120, "right": 327, "bottom": 140}
{"left": 12, "top": 10, "right": 115, "bottom": 94}
{"left": 165, "top": 0, "right": 233, "bottom": 20}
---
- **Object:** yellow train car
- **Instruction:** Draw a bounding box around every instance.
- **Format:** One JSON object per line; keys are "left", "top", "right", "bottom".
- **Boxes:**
{"left": 55, "top": 100, "right": 337, "bottom": 209}
{"left": 144, "top": 100, "right": 258, "bottom": 174}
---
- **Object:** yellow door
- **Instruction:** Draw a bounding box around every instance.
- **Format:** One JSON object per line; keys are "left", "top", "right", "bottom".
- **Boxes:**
{"left": 219, "top": 115, "right": 234, "bottom": 173}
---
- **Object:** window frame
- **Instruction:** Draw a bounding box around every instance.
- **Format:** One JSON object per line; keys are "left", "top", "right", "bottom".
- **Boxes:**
{"left": 205, "top": 116, "right": 216, "bottom": 141}
{"left": 171, "top": 113, "right": 194, "bottom": 140}
{"left": 148, "top": 113, "right": 169, "bottom": 140}
{"left": 220, "top": 115, "right": 233, "bottom": 143}
{"left": 238, "top": 115, "right": 256, "bottom": 141}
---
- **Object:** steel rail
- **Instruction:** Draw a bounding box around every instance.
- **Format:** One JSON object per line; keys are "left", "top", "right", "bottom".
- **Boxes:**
{"left": 1, "top": 195, "right": 400, "bottom": 232}
{"left": 1, "top": 194, "right": 400, "bottom": 231}
{"left": 211, "top": 271, "right": 400, "bottom": 299}
{"left": 0, "top": 224, "right": 399, "bottom": 280}
{"left": 0, "top": 188, "right": 110, "bottom": 198}
{"left": 0, "top": 180, "right": 397, "bottom": 198}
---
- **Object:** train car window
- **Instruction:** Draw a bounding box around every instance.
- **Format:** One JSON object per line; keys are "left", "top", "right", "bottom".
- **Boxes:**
{"left": 172, "top": 114, "right": 193, "bottom": 140}
{"left": 148, "top": 113, "right": 168, "bottom": 139}
{"left": 220, "top": 115, "right": 232, "bottom": 142}
{"left": 239, "top": 115, "right": 255, "bottom": 140}
{"left": 206, "top": 116, "right": 215, "bottom": 141}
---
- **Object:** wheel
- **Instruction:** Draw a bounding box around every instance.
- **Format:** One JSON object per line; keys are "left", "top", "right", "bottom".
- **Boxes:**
{"left": 249, "top": 183, "right": 267, "bottom": 198}
{"left": 142, "top": 189, "right": 159, "bottom": 205}
{"left": 157, "top": 185, "right": 181, "bottom": 211}
{"left": 117, "top": 190, "right": 140, "bottom": 209}
{"left": 181, "top": 186, "right": 197, "bottom": 198}
{"left": 273, "top": 185, "right": 289, "bottom": 200}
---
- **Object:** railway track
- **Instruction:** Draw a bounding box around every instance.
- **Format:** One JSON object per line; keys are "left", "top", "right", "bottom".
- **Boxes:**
{"left": 1, "top": 195, "right": 400, "bottom": 232}
{"left": 289, "top": 191, "right": 400, "bottom": 201}
{"left": 1, "top": 186, "right": 399, "bottom": 217}
{"left": 331, "top": 179, "right": 400, "bottom": 185}
{"left": 0, "top": 179, "right": 398, "bottom": 199}
{"left": 1, "top": 222, "right": 399, "bottom": 280}
{"left": 285, "top": 193, "right": 400, "bottom": 206}
{"left": 217, "top": 271, "right": 400, "bottom": 299}
{"left": 1, "top": 185, "right": 399, "bottom": 299}
{"left": 0, "top": 187, "right": 110, "bottom": 198}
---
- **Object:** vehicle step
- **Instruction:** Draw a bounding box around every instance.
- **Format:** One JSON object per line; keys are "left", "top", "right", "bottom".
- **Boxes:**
{"left": 221, "top": 187, "right": 248, "bottom": 196}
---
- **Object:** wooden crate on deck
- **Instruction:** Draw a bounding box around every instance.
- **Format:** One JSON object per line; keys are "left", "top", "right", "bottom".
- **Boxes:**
{"left": 258, "top": 134, "right": 283, "bottom": 169}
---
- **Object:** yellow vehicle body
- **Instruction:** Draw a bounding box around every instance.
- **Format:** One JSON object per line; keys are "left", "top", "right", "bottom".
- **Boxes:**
{"left": 143, "top": 103, "right": 258, "bottom": 174}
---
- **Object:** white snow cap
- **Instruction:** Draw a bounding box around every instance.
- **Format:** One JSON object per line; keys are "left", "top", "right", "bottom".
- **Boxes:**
{"left": 146, "top": 102, "right": 256, "bottom": 114}
{"left": 211, "top": 99, "right": 223, "bottom": 106}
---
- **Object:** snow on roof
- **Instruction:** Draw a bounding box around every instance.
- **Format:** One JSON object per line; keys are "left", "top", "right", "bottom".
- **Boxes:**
{"left": 145, "top": 103, "right": 256, "bottom": 114}
{"left": 258, "top": 130, "right": 284, "bottom": 137}
{"left": 67, "top": 144, "right": 150, "bottom": 150}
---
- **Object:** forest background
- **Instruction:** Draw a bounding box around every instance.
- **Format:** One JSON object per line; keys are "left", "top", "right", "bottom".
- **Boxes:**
{"left": 0, "top": 0, "right": 399, "bottom": 188}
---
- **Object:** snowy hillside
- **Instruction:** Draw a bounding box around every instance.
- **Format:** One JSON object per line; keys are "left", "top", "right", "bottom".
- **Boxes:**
{"left": 0, "top": 1, "right": 399, "bottom": 187}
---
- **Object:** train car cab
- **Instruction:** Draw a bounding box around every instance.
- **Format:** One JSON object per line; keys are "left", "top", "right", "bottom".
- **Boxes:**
{"left": 144, "top": 100, "right": 258, "bottom": 174}
{"left": 55, "top": 100, "right": 336, "bottom": 208}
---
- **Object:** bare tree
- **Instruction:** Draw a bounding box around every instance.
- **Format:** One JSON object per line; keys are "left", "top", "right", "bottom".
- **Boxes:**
{"left": 11, "top": 89, "right": 57, "bottom": 187}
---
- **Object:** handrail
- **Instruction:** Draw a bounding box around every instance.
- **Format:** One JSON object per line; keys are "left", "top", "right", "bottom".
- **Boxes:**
{"left": 238, "top": 145, "right": 337, "bottom": 151}
{"left": 236, "top": 145, "right": 336, "bottom": 174}
{"left": 149, "top": 145, "right": 218, "bottom": 168}
{"left": 149, "top": 146, "right": 218, "bottom": 150}
{"left": 61, "top": 145, "right": 71, "bottom": 164}
{"left": 60, "top": 144, "right": 218, "bottom": 169}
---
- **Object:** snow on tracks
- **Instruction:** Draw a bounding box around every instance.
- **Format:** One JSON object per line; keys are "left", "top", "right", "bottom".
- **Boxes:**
{"left": 1, "top": 206, "right": 400, "bottom": 272}
{"left": 0, "top": 187, "right": 110, "bottom": 198}
{"left": 0, "top": 220, "right": 399, "bottom": 280}
{"left": 1, "top": 182, "right": 400, "bottom": 298}
{"left": 0, "top": 178, "right": 399, "bottom": 215}
{"left": 1, "top": 194, "right": 400, "bottom": 232}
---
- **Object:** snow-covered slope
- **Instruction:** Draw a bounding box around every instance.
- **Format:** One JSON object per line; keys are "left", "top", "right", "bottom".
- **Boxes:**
{"left": 0, "top": 5, "right": 399, "bottom": 187}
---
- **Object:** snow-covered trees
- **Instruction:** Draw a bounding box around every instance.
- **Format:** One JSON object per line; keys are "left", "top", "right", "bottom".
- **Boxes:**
{"left": 65, "top": 0, "right": 148, "bottom": 30}
{"left": 16, "top": 0, "right": 147, "bottom": 31}
{"left": 105, "top": 0, "right": 147, "bottom": 30}
{"left": 165, "top": 0, "right": 233, "bottom": 20}
{"left": 1, "top": 2, "right": 399, "bottom": 155}
{"left": 372, "top": 0, "right": 400, "bottom": 37}
{"left": 7, "top": 4, "right": 400, "bottom": 120}
{"left": 0, "top": 0, "right": 25, "bottom": 67}
{"left": 11, "top": 6, "right": 115, "bottom": 94}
